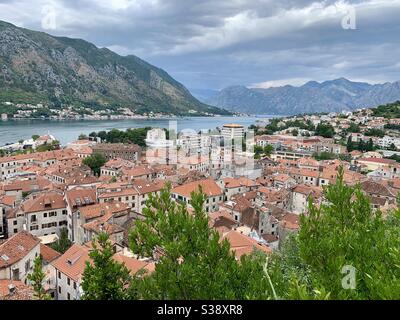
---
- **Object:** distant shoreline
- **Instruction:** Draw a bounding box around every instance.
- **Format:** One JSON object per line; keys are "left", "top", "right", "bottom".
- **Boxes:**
{"left": 0, "top": 113, "right": 277, "bottom": 122}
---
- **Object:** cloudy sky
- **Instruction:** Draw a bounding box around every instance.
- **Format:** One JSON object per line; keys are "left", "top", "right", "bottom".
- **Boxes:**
{"left": 1, "top": 0, "right": 399, "bottom": 91}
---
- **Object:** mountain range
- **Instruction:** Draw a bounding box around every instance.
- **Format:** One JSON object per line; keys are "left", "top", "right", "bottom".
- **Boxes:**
{"left": 0, "top": 20, "right": 229, "bottom": 116}
{"left": 206, "top": 78, "right": 400, "bottom": 115}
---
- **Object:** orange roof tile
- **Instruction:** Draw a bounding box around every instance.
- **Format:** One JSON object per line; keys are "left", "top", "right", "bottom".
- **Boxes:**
{"left": 172, "top": 178, "right": 223, "bottom": 198}
{"left": 0, "top": 231, "right": 40, "bottom": 268}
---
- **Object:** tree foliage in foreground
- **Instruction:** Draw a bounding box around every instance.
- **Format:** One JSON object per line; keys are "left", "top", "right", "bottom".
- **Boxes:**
{"left": 129, "top": 185, "right": 272, "bottom": 300}
{"left": 297, "top": 168, "right": 400, "bottom": 299}
{"left": 27, "top": 256, "right": 52, "bottom": 300}
{"left": 82, "top": 171, "right": 400, "bottom": 300}
{"left": 81, "top": 233, "right": 132, "bottom": 300}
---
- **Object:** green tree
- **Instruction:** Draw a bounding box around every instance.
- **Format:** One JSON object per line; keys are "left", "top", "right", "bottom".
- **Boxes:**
{"left": 347, "top": 123, "right": 360, "bottom": 133}
{"left": 263, "top": 144, "right": 274, "bottom": 156}
{"left": 346, "top": 135, "right": 354, "bottom": 152}
{"left": 129, "top": 184, "right": 271, "bottom": 300}
{"left": 388, "top": 143, "right": 397, "bottom": 151}
{"left": 51, "top": 228, "right": 72, "bottom": 254}
{"left": 78, "top": 134, "right": 88, "bottom": 140}
{"left": 82, "top": 153, "right": 106, "bottom": 176}
{"left": 81, "top": 233, "right": 132, "bottom": 300}
{"left": 32, "top": 134, "right": 40, "bottom": 141}
{"left": 364, "top": 128, "right": 385, "bottom": 138}
{"left": 297, "top": 167, "right": 400, "bottom": 299}
{"left": 312, "top": 152, "right": 335, "bottom": 161}
{"left": 315, "top": 123, "right": 335, "bottom": 138}
{"left": 27, "top": 256, "right": 52, "bottom": 300}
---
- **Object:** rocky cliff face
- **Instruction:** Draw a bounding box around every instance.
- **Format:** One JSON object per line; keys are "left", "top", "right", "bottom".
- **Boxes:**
{"left": 0, "top": 20, "right": 229, "bottom": 116}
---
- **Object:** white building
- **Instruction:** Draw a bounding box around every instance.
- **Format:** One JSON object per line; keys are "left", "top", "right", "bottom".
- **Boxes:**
{"left": 0, "top": 231, "right": 41, "bottom": 283}
{"left": 7, "top": 190, "right": 68, "bottom": 238}
{"left": 221, "top": 124, "right": 245, "bottom": 141}
{"left": 377, "top": 136, "right": 400, "bottom": 149}
{"left": 52, "top": 244, "right": 88, "bottom": 300}
{"left": 145, "top": 128, "right": 173, "bottom": 148}
{"left": 177, "top": 130, "right": 210, "bottom": 155}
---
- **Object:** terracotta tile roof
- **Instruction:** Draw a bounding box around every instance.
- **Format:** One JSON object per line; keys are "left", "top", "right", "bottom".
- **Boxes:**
{"left": 0, "top": 153, "right": 35, "bottom": 164}
{"left": 65, "top": 187, "right": 97, "bottom": 208}
{"left": 122, "top": 165, "right": 154, "bottom": 178}
{"left": 209, "top": 210, "right": 238, "bottom": 231}
{"left": 292, "top": 184, "right": 323, "bottom": 198}
{"left": 75, "top": 146, "right": 93, "bottom": 155}
{"left": 221, "top": 230, "right": 271, "bottom": 259}
{"left": 0, "top": 195, "right": 16, "bottom": 207}
{"left": 40, "top": 243, "right": 61, "bottom": 263}
{"left": 0, "top": 280, "right": 34, "bottom": 300}
{"left": 98, "top": 188, "right": 138, "bottom": 199}
{"left": 280, "top": 213, "right": 300, "bottom": 230}
{"left": 172, "top": 178, "right": 223, "bottom": 198}
{"left": 103, "top": 158, "right": 135, "bottom": 170}
{"left": 92, "top": 143, "right": 141, "bottom": 152}
{"left": 0, "top": 231, "right": 40, "bottom": 268}
{"left": 360, "top": 180, "right": 397, "bottom": 198}
{"left": 82, "top": 220, "right": 124, "bottom": 235}
{"left": 113, "top": 254, "right": 155, "bottom": 276}
{"left": 51, "top": 244, "right": 91, "bottom": 282}
{"left": 21, "top": 191, "right": 66, "bottom": 214}
{"left": 3, "top": 177, "right": 52, "bottom": 193}
{"left": 273, "top": 173, "right": 294, "bottom": 182}
{"left": 297, "top": 157, "right": 320, "bottom": 167}
{"left": 358, "top": 157, "right": 396, "bottom": 165}
{"left": 96, "top": 181, "right": 131, "bottom": 191}
{"left": 79, "top": 202, "right": 130, "bottom": 221}
{"left": 222, "top": 177, "right": 260, "bottom": 189}
{"left": 297, "top": 169, "right": 320, "bottom": 178}
{"left": 133, "top": 179, "right": 165, "bottom": 195}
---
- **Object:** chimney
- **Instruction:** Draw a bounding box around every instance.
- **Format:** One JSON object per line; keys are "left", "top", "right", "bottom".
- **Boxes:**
{"left": 8, "top": 284, "right": 16, "bottom": 295}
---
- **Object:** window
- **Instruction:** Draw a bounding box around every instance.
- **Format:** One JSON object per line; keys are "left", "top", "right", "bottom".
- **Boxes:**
{"left": 58, "top": 271, "right": 61, "bottom": 279}
{"left": 67, "top": 293, "right": 70, "bottom": 300}
{"left": 67, "top": 278, "right": 70, "bottom": 286}
{"left": 25, "top": 260, "right": 31, "bottom": 273}
{"left": 13, "top": 220, "right": 17, "bottom": 226}
{"left": 44, "top": 213, "right": 47, "bottom": 218}
{"left": 73, "top": 282, "right": 77, "bottom": 290}
{"left": 58, "top": 286, "right": 61, "bottom": 294}
{"left": 62, "top": 210, "right": 67, "bottom": 215}
{"left": 14, "top": 228, "right": 18, "bottom": 234}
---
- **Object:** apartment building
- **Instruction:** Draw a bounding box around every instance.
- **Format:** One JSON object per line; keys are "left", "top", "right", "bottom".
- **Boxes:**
{"left": 6, "top": 190, "right": 68, "bottom": 238}
{"left": 221, "top": 124, "right": 245, "bottom": 141}
{"left": 0, "top": 231, "right": 41, "bottom": 283}
{"left": 91, "top": 143, "right": 141, "bottom": 162}
{"left": 172, "top": 178, "right": 223, "bottom": 213}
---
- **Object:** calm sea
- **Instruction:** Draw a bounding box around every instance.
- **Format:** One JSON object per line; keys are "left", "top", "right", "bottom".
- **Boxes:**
{"left": 0, "top": 116, "right": 275, "bottom": 146}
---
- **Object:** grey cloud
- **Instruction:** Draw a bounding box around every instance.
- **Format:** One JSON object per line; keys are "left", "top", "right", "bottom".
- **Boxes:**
{"left": 0, "top": 0, "right": 399, "bottom": 91}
